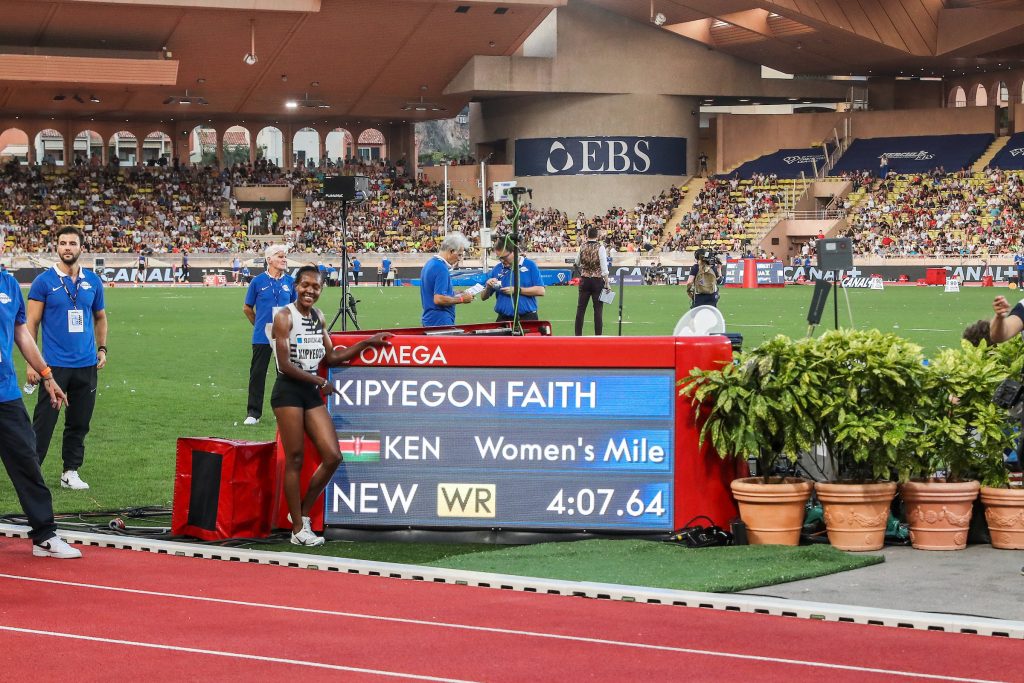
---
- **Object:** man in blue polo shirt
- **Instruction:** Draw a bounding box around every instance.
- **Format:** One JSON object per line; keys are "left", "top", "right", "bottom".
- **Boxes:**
{"left": 27, "top": 226, "right": 108, "bottom": 491}
{"left": 420, "top": 232, "right": 476, "bottom": 327}
{"left": 352, "top": 256, "right": 361, "bottom": 285}
{"left": 481, "top": 235, "right": 545, "bottom": 322}
{"left": 0, "top": 266, "right": 81, "bottom": 558}
{"left": 382, "top": 256, "right": 392, "bottom": 286}
{"left": 242, "top": 244, "right": 295, "bottom": 424}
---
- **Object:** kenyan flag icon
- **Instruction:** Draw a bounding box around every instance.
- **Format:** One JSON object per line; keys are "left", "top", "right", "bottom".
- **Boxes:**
{"left": 338, "top": 431, "right": 381, "bottom": 462}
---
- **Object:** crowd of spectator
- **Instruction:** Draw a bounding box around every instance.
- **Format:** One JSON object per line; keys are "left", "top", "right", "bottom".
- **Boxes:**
{"left": 663, "top": 176, "right": 784, "bottom": 252}
{"left": 841, "top": 168, "right": 1024, "bottom": 257}
{"left": 0, "top": 158, "right": 688, "bottom": 257}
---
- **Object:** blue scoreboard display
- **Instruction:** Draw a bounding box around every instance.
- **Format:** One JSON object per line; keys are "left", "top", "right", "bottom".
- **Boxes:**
{"left": 288, "top": 334, "right": 740, "bottom": 536}
{"left": 324, "top": 367, "right": 676, "bottom": 531}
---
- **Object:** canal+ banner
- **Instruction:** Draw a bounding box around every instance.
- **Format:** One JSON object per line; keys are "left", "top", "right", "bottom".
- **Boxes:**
{"left": 515, "top": 136, "right": 686, "bottom": 177}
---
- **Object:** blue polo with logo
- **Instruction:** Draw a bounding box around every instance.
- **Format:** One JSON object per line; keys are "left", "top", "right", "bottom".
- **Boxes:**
{"left": 28, "top": 266, "right": 105, "bottom": 368}
{"left": 420, "top": 256, "right": 455, "bottom": 327}
{"left": 487, "top": 257, "right": 542, "bottom": 317}
{"left": 245, "top": 272, "right": 296, "bottom": 344}
{"left": 0, "top": 272, "right": 27, "bottom": 402}
{"left": 382, "top": 258, "right": 391, "bottom": 275}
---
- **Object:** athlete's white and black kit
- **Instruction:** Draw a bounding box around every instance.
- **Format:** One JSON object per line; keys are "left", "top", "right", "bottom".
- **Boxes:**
{"left": 270, "top": 303, "right": 328, "bottom": 410}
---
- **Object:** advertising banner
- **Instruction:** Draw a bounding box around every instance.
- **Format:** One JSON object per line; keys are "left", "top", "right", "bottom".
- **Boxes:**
{"left": 515, "top": 136, "right": 686, "bottom": 177}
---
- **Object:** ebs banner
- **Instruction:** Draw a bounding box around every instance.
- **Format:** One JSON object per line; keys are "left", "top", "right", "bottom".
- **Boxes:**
{"left": 515, "top": 136, "right": 686, "bottom": 177}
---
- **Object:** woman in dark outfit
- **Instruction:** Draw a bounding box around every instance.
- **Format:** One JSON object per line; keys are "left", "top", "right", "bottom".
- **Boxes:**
{"left": 270, "top": 265, "right": 392, "bottom": 546}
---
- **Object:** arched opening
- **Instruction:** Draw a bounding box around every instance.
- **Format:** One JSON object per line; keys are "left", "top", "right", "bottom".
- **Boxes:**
{"left": 107, "top": 131, "right": 136, "bottom": 166}
{"left": 996, "top": 81, "right": 1010, "bottom": 133}
{"left": 73, "top": 130, "right": 103, "bottom": 166}
{"left": 948, "top": 86, "right": 967, "bottom": 108}
{"left": 972, "top": 83, "right": 988, "bottom": 107}
{"left": 35, "top": 129, "right": 65, "bottom": 166}
{"left": 143, "top": 132, "right": 172, "bottom": 165}
{"left": 325, "top": 128, "right": 354, "bottom": 167}
{"left": 0, "top": 128, "right": 29, "bottom": 164}
{"left": 293, "top": 127, "right": 319, "bottom": 168}
{"left": 190, "top": 126, "right": 217, "bottom": 165}
{"left": 256, "top": 126, "right": 283, "bottom": 166}
{"left": 223, "top": 125, "right": 251, "bottom": 166}
{"left": 357, "top": 128, "right": 386, "bottom": 161}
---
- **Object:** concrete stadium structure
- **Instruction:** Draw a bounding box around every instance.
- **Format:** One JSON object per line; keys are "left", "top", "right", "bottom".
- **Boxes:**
{"left": 3, "top": 1, "right": 1024, "bottom": 256}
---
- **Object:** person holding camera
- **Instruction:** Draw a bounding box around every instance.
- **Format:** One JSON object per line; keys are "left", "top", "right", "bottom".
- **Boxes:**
{"left": 574, "top": 226, "right": 610, "bottom": 336}
{"left": 481, "top": 235, "right": 545, "bottom": 322}
{"left": 991, "top": 295, "right": 1024, "bottom": 343}
{"left": 685, "top": 249, "right": 723, "bottom": 309}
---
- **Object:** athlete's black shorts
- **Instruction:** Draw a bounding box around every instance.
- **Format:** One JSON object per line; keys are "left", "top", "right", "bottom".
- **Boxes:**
{"left": 270, "top": 374, "right": 325, "bottom": 410}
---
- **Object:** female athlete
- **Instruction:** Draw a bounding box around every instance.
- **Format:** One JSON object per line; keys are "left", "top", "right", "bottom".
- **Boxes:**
{"left": 271, "top": 265, "right": 392, "bottom": 546}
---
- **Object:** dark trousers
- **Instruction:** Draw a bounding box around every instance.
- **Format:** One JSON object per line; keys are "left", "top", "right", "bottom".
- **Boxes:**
{"left": 353, "top": 271, "right": 360, "bottom": 285}
{"left": 575, "top": 276, "right": 605, "bottom": 336}
{"left": 34, "top": 365, "right": 97, "bottom": 471}
{"left": 247, "top": 343, "right": 273, "bottom": 419}
{"left": 496, "top": 311, "right": 539, "bottom": 323}
{"left": 691, "top": 293, "right": 720, "bottom": 309}
{"left": 0, "top": 399, "right": 57, "bottom": 543}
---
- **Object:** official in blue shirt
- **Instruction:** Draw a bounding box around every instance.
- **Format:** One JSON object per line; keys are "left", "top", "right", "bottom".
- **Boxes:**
{"left": 352, "top": 257, "right": 361, "bottom": 285}
{"left": 27, "top": 226, "right": 107, "bottom": 491}
{"left": 381, "top": 257, "right": 392, "bottom": 286}
{"left": 0, "top": 268, "right": 81, "bottom": 558}
{"left": 1014, "top": 253, "right": 1024, "bottom": 285}
{"left": 481, "top": 235, "right": 545, "bottom": 322}
{"left": 243, "top": 244, "right": 296, "bottom": 424}
{"left": 420, "top": 232, "right": 476, "bottom": 327}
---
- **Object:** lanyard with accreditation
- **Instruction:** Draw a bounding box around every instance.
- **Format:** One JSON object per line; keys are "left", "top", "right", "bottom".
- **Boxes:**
{"left": 60, "top": 273, "right": 85, "bottom": 334}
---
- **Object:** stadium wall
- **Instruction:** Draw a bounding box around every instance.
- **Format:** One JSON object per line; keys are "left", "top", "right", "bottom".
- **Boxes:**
{"left": 5, "top": 264, "right": 1019, "bottom": 287}
{"left": 717, "top": 106, "right": 998, "bottom": 175}
{"left": 476, "top": 92, "right": 698, "bottom": 216}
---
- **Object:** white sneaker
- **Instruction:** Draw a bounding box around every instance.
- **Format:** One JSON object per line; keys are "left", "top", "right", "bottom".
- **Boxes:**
{"left": 290, "top": 527, "right": 325, "bottom": 547}
{"left": 287, "top": 514, "right": 315, "bottom": 534}
{"left": 243, "top": 416, "right": 259, "bottom": 425}
{"left": 60, "top": 470, "right": 90, "bottom": 490}
{"left": 33, "top": 536, "right": 83, "bottom": 559}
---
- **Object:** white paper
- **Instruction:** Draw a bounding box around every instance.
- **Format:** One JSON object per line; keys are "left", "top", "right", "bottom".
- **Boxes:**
{"left": 599, "top": 289, "right": 616, "bottom": 304}
{"left": 463, "top": 283, "right": 485, "bottom": 296}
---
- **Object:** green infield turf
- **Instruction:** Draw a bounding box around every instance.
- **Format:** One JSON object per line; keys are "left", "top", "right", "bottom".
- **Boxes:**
{"left": 0, "top": 283, "right": 1000, "bottom": 586}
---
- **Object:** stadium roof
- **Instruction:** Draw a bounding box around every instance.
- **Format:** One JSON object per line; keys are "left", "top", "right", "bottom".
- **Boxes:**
{"left": 0, "top": 0, "right": 560, "bottom": 124}
{"left": 0, "top": 0, "right": 1022, "bottom": 126}
{"left": 602, "top": 0, "right": 1024, "bottom": 78}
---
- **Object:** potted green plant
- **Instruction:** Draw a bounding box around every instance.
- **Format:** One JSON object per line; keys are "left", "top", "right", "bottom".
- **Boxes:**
{"left": 681, "top": 335, "right": 817, "bottom": 545}
{"left": 899, "top": 340, "right": 1012, "bottom": 550}
{"left": 978, "top": 337, "right": 1024, "bottom": 549}
{"left": 810, "top": 329, "right": 930, "bottom": 551}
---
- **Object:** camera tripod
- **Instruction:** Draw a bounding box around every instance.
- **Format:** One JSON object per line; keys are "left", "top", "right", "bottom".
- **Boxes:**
{"left": 327, "top": 197, "right": 360, "bottom": 331}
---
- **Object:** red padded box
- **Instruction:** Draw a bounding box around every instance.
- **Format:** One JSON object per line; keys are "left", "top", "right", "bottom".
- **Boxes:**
{"left": 172, "top": 438, "right": 277, "bottom": 541}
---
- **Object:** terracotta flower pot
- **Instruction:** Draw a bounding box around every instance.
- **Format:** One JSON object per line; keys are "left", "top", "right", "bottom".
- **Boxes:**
{"left": 730, "top": 477, "right": 813, "bottom": 546}
{"left": 901, "top": 480, "right": 980, "bottom": 551}
{"left": 980, "top": 486, "right": 1024, "bottom": 550}
{"left": 815, "top": 481, "right": 897, "bottom": 552}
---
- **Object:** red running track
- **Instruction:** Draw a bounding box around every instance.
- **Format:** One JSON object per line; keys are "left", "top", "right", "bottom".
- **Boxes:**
{"left": 0, "top": 537, "right": 1016, "bottom": 682}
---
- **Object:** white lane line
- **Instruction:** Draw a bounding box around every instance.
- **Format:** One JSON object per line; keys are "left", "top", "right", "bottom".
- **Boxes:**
{"left": 0, "top": 625, "right": 475, "bottom": 682}
{"left": 906, "top": 328, "right": 953, "bottom": 332}
{"left": 0, "top": 573, "right": 1003, "bottom": 682}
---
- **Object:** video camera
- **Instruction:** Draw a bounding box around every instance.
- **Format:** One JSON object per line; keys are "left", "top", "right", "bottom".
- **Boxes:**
{"left": 697, "top": 248, "right": 723, "bottom": 268}
{"left": 993, "top": 374, "right": 1024, "bottom": 421}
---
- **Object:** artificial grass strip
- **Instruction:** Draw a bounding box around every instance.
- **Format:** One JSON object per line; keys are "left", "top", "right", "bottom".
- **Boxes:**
{"left": 243, "top": 539, "right": 881, "bottom": 593}
{"left": 424, "top": 540, "right": 884, "bottom": 593}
